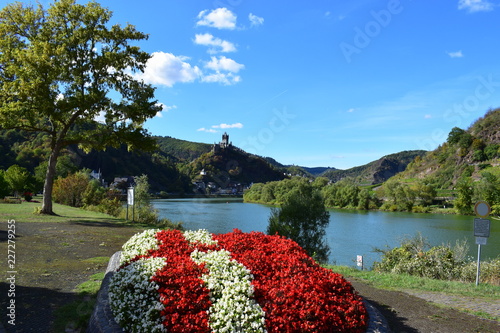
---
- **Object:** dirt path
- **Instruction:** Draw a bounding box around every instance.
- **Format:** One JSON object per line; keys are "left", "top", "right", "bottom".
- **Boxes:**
{"left": 1, "top": 221, "right": 499, "bottom": 332}
{"left": 350, "top": 280, "right": 499, "bottom": 333}
{"left": 0, "top": 221, "right": 140, "bottom": 332}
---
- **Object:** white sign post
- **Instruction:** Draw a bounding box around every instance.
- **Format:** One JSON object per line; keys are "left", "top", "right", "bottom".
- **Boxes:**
{"left": 127, "top": 187, "right": 135, "bottom": 221}
{"left": 356, "top": 255, "right": 363, "bottom": 270}
{"left": 473, "top": 201, "right": 491, "bottom": 286}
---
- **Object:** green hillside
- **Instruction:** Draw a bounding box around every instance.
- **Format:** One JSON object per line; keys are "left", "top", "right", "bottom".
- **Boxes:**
{"left": 322, "top": 150, "right": 427, "bottom": 185}
{"left": 155, "top": 136, "right": 212, "bottom": 162}
{"left": 181, "top": 146, "right": 286, "bottom": 187}
{"left": 394, "top": 108, "right": 500, "bottom": 189}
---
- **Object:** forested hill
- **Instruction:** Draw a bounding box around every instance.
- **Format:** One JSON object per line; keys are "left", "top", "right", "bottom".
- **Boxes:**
{"left": 0, "top": 129, "right": 285, "bottom": 193}
{"left": 321, "top": 150, "right": 427, "bottom": 185}
{"left": 155, "top": 136, "right": 212, "bottom": 162}
{"left": 180, "top": 147, "right": 286, "bottom": 186}
{"left": 393, "top": 108, "right": 500, "bottom": 188}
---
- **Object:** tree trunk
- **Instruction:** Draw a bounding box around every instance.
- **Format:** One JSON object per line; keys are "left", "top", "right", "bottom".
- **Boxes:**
{"left": 40, "top": 142, "right": 61, "bottom": 215}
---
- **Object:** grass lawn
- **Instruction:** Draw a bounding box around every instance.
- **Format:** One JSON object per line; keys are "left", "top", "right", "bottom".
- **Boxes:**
{"left": 0, "top": 199, "right": 123, "bottom": 223}
{"left": 328, "top": 265, "right": 500, "bottom": 300}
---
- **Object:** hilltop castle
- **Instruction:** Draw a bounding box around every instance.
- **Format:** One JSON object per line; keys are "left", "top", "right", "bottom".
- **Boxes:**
{"left": 213, "top": 132, "right": 232, "bottom": 152}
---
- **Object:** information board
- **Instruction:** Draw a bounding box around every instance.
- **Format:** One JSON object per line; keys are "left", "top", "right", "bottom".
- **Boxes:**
{"left": 473, "top": 218, "right": 490, "bottom": 238}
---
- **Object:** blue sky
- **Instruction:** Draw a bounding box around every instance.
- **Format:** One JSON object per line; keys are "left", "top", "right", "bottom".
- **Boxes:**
{"left": 4, "top": 0, "right": 500, "bottom": 169}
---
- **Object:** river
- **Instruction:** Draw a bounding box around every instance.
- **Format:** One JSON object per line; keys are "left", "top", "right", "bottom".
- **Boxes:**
{"left": 153, "top": 198, "right": 500, "bottom": 268}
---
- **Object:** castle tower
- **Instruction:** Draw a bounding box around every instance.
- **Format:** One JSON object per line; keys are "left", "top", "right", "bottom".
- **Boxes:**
{"left": 221, "top": 132, "right": 229, "bottom": 148}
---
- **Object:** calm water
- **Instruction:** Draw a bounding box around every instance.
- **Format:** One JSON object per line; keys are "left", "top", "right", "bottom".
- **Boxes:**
{"left": 153, "top": 198, "right": 500, "bottom": 268}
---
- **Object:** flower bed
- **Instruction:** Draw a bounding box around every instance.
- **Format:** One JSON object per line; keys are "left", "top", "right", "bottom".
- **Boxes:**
{"left": 109, "top": 229, "right": 368, "bottom": 332}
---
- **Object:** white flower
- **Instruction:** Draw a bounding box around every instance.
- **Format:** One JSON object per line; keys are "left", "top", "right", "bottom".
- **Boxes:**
{"left": 120, "top": 229, "right": 161, "bottom": 265}
{"left": 183, "top": 229, "right": 218, "bottom": 245}
{"left": 191, "top": 249, "right": 267, "bottom": 332}
{"left": 109, "top": 257, "right": 167, "bottom": 333}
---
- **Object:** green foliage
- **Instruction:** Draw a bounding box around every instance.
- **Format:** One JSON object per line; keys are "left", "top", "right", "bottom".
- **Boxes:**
{"left": 126, "top": 174, "right": 182, "bottom": 229}
{"left": 411, "top": 180, "right": 437, "bottom": 206}
{"left": 185, "top": 148, "right": 285, "bottom": 187}
{"left": 484, "top": 144, "right": 500, "bottom": 160}
{"left": 0, "top": 0, "right": 160, "bottom": 214}
{"left": 454, "top": 177, "right": 473, "bottom": 215}
{"left": 374, "top": 233, "right": 500, "bottom": 285}
{"left": 53, "top": 171, "right": 91, "bottom": 207}
{"left": 474, "top": 172, "right": 500, "bottom": 205}
{"left": 382, "top": 179, "right": 416, "bottom": 211}
{"left": 0, "top": 170, "right": 10, "bottom": 198}
{"left": 322, "top": 150, "right": 426, "bottom": 185}
{"left": 155, "top": 136, "right": 212, "bottom": 162}
{"left": 267, "top": 186, "right": 330, "bottom": 263}
{"left": 4, "top": 164, "right": 32, "bottom": 196}
{"left": 244, "top": 177, "right": 310, "bottom": 205}
{"left": 395, "top": 109, "right": 500, "bottom": 200}
{"left": 447, "top": 127, "right": 467, "bottom": 144}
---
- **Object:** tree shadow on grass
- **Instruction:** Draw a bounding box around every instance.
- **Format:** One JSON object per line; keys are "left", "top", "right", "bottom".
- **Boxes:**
{"left": 69, "top": 220, "right": 130, "bottom": 228}
{"left": 0, "top": 282, "right": 90, "bottom": 333}
{"left": 0, "top": 230, "right": 22, "bottom": 243}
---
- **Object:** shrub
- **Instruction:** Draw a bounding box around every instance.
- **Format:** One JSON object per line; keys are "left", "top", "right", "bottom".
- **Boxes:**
{"left": 53, "top": 171, "right": 90, "bottom": 207}
{"left": 374, "top": 234, "right": 499, "bottom": 285}
{"left": 412, "top": 205, "right": 431, "bottom": 213}
{"left": 23, "top": 192, "right": 33, "bottom": 202}
{"left": 374, "top": 234, "right": 466, "bottom": 280}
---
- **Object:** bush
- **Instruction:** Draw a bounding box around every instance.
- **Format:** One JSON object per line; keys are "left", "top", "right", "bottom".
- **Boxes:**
{"left": 84, "top": 197, "right": 123, "bottom": 217}
{"left": 374, "top": 234, "right": 499, "bottom": 285}
{"left": 411, "top": 205, "right": 431, "bottom": 213}
{"left": 458, "top": 257, "right": 500, "bottom": 285}
{"left": 23, "top": 192, "right": 33, "bottom": 202}
{"left": 374, "top": 234, "right": 468, "bottom": 281}
{"left": 53, "top": 171, "right": 90, "bottom": 207}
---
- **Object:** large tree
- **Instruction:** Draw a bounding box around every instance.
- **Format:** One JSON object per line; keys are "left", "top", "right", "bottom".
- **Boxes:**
{"left": 0, "top": 0, "right": 161, "bottom": 214}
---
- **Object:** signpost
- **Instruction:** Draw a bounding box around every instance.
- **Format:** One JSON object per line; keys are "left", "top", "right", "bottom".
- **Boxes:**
{"left": 356, "top": 255, "right": 363, "bottom": 270}
{"left": 473, "top": 201, "right": 491, "bottom": 286}
{"left": 127, "top": 187, "right": 135, "bottom": 222}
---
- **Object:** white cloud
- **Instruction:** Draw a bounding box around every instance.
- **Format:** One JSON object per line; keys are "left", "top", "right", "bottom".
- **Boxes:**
{"left": 447, "top": 50, "right": 464, "bottom": 58}
{"left": 197, "top": 127, "right": 218, "bottom": 133}
{"left": 347, "top": 108, "right": 356, "bottom": 113}
{"left": 197, "top": 8, "right": 237, "bottom": 30}
{"left": 205, "top": 56, "right": 244, "bottom": 73}
{"left": 248, "top": 13, "right": 264, "bottom": 27}
{"left": 213, "top": 123, "right": 243, "bottom": 129}
{"left": 198, "top": 122, "right": 243, "bottom": 133}
{"left": 135, "top": 52, "right": 201, "bottom": 87}
{"left": 201, "top": 72, "right": 242, "bottom": 85}
{"left": 458, "top": 0, "right": 494, "bottom": 12}
{"left": 424, "top": 114, "right": 432, "bottom": 119}
{"left": 194, "top": 33, "right": 236, "bottom": 54}
{"left": 155, "top": 103, "right": 177, "bottom": 117}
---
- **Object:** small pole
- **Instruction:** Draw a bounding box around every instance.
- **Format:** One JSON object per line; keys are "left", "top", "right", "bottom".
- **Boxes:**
{"left": 475, "top": 244, "right": 481, "bottom": 286}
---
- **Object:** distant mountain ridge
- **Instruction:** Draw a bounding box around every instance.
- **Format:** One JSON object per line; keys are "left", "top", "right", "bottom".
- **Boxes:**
{"left": 321, "top": 150, "right": 428, "bottom": 185}
{"left": 9, "top": 111, "right": 497, "bottom": 194}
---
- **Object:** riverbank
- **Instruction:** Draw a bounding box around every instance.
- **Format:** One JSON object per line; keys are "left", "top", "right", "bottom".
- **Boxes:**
{"left": 244, "top": 197, "right": 467, "bottom": 215}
